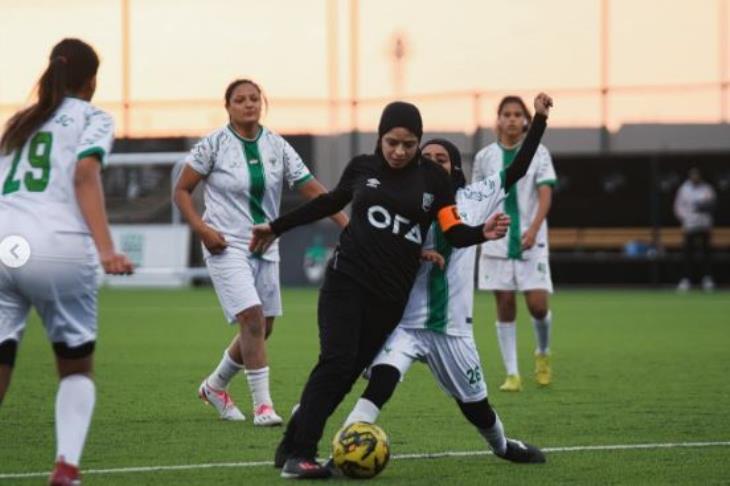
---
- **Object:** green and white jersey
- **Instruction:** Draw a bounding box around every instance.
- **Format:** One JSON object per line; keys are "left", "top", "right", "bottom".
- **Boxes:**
{"left": 472, "top": 142, "right": 555, "bottom": 260}
{"left": 0, "top": 98, "right": 114, "bottom": 257}
{"left": 186, "top": 125, "right": 313, "bottom": 261}
{"left": 398, "top": 173, "right": 506, "bottom": 337}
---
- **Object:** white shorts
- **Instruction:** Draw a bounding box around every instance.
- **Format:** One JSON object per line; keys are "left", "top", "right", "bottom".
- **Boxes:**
{"left": 205, "top": 247, "right": 282, "bottom": 323}
{"left": 477, "top": 254, "right": 553, "bottom": 293}
{"left": 370, "top": 327, "right": 487, "bottom": 403}
{"left": 0, "top": 255, "right": 99, "bottom": 348}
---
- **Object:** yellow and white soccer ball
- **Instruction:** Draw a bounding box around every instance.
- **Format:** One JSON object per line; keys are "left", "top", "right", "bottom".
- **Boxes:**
{"left": 331, "top": 421, "right": 390, "bottom": 479}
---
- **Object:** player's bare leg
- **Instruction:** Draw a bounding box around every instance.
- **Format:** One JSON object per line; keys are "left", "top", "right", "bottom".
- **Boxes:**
{"left": 237, "top": 306, "right": 281, "bottom": 426}
{"left": 525, "top": 290, "right": 552, "bottom": 386}
{"left": 494, "top": 291, "right": 521, "bottom": 391}
{"left": 0, "top": 365, "right": 12, "bottom": 405}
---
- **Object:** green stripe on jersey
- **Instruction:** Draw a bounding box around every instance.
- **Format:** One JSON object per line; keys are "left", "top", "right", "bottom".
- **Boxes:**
{"left": 501, "top": 145, "right": 522, "bottom": 259}
{"left": 426, "top": 225, "right": 453, "bottom": 333}
{"left": 243, "top": 140, "right": 266, "bottom": 224}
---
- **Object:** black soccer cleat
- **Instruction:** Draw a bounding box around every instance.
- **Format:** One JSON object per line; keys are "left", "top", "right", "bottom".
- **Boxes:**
{"left": 495, "top": 439, "right": 546, "bottom": 464}
{"left": 323, "top": 457, "right": 342, "bottom": 477}
{"left": 280, "top": 457, "right": 332, "bottom": 479}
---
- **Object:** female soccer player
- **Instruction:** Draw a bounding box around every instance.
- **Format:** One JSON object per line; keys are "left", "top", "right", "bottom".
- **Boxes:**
{"left": 0, "top": 38, "right": 133, "bottom": 486}
{"left": 174, "top": 79, "right": 347, "bottom": 426}
{"left": 251, "top": 101, "right": 510, "bottom": 479}
{"left": 340, "top": 92, "right": 552, "bottom": 468}
{"left": 473, "top": 95, "right": 557, "bottom": 392}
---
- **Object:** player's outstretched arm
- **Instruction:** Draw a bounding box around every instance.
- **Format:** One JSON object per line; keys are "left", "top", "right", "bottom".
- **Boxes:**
{"left": 74, "top": 156, "right": 133, "bottom": 275}
{"left": 503, "top": 93, "right": 552, "bottom": 191}
{"left": 297, "top": 178, "right": 349, "bottom": 229}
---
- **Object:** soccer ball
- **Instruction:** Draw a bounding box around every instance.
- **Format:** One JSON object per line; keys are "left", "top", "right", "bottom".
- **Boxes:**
{"left": 331, "top": 422, "right": 390, "bottom": 479}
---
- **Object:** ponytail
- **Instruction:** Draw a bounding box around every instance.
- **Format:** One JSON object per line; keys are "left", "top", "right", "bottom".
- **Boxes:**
{"left": 1, "top": 39, "right": 98, "bottom": 154}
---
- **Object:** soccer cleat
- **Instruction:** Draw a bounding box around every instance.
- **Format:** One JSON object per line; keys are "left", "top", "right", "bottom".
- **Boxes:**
{"left": 48, "top": 459, "right": 81, "bottom": 486}
{"left": 198, "top": 380, "right": 246, "bottom": 421}
{"left": 253, "top": 403, "right": 283, "bottom": 427}
{"left": 323, "top": 457, "right": 343, "bottom": 477}
{"left": 534, "top": 352, "right": 552, "bottom": 386}
{"left": 281, "top": 457, "right": 332, "bottom": 479}
{"left": 499, "top": 374, "right": 523, "bottom": 392}
{"left": 677, "top": 278, "right": 691, "bottom": 292}
{"left": 702, "top": 276, "right": 715, "bottom": 292}
{"left": 495, "top": 438, "right": 546, "bottom": 464}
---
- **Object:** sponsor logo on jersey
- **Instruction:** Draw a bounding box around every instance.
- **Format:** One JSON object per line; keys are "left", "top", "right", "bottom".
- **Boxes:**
{"left": 367, "top": 205, "right": 423, "bottom": 244}
{"left": 422, "top": 192, "right": 434, "bottom": 212}
{"left": 366, "top": 178, "right": 381, "bottom": 189}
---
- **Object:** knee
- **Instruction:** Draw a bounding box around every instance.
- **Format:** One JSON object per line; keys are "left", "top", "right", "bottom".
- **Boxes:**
{"left": 237, "top": 307, "right": 266, "bottom": 338}
{"left": 529, "top": 306, "right": 549, "bottom": 320}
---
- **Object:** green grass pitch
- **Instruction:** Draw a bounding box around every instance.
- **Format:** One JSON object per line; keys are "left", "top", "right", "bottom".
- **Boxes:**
{"left": 1, "top": 288, "right": 729, "bottom": 485}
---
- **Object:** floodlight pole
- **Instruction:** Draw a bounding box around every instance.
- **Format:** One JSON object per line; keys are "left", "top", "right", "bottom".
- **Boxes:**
{"left": 121, "top": 0, "right": 131, "bottom": 138}
{"left": 599, "top": 0, "right": 610, "bottom": 153}
{"left": 349, "top": 0, "right": 359, "bottom": 159}
{"left": 327, "top": 0, "right": 339, "bottom": 133}
{"left": 720, "top": 0, "right": 728, "bottom": 123}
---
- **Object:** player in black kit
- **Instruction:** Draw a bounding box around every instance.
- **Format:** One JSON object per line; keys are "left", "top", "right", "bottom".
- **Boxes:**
{"left": 251, "top": 101, "right": 511, "bottom": 479}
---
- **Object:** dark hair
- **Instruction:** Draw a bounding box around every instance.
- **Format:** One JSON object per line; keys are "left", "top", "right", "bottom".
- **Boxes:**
{"left": 1, "top": 38, "right": 99, "bottom": 154}
{"left": 224, "top": 78, "right": 268, "bottom": 113}
{"left": 497, "top": 95, "right": 532, "bottom": 133}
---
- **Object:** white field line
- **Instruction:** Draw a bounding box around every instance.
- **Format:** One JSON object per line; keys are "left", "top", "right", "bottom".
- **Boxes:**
{"left": 1, "top": 440, "right": 729, "bottom": 480}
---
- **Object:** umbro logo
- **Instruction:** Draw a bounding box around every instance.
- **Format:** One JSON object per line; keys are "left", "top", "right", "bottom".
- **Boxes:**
{"left": 366, "top": 178, "right": 381, "bottom": 189}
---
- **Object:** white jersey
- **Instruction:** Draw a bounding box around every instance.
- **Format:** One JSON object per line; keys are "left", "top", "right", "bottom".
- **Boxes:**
{"left": 473, "top": 142, "right": 555, "bottom": 260}
{"left": 0, "top": 97, "right": 114, "bottom": 259}
{"left": 186, "top": 125, "right": 313, "bottom": 262}
{"left": 673, "top": 180, "right": 715, "bottom": 232}
{"left": 398, "top": 173, "right": 506, "bottom": 336}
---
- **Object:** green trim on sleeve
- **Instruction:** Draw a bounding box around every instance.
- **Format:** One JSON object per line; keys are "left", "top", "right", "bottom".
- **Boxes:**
{"left": 77, "top": 147, "right": 106, "bottom": 165}
{"left": 293, "top": 173, "right": 314, "bottom": 188}
{"left": 537, "top": 178, "right": 557, "bottom": 187}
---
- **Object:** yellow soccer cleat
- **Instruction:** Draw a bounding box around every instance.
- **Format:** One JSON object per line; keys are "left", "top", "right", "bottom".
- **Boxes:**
{"left": 499, "top": 374, "right": 523, "bottom": 392}
{"left": 534, "top": 352, "right": 552, "bottom": 386}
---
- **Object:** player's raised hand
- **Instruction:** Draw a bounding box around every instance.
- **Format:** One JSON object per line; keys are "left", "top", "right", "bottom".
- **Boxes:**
{"left": 100, "top": 250, "right": 134, "bottom": 275}
{"left": 421, "top": 249, "right": 446, "bottom": 270}
{"left": 250, "top": 223, "right": 277, "bottom": 254}
{"left": 483, "top": 212, "right": 511, "bottom": 240}
{"left": 534, "top": 92, "right": 553, "bottom": 117}
{"left": 200, "top": 225, "right": 228, "bottom": 255}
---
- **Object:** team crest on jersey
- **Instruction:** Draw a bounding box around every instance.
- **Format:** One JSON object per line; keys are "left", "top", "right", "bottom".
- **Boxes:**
{"left": 422, "top": 192, "right": 434, "bottom": 212}
{"left": 366, "top": 178, "right": 381, "bottom": 189}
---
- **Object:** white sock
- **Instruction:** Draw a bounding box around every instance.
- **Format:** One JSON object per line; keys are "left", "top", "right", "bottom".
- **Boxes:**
{"left": 532, "top": 311, "right": 552, "bottom": 354}
{"left": 245, "top": 367, "right": 272, "bottom": 410}
{"left": 207, "top": 350, "right": 244, "bottom": 390}
{"left": 496, "top": 321, "right": 519, "bottom": 375}
{"left": 344, "top": 398, "right": 381, "bottom": 427}
{"left": 55, "top": 374, "right": 96, "bottom": 467}
{"left": 478, "top": 413, "right": 507, "bottom": 455}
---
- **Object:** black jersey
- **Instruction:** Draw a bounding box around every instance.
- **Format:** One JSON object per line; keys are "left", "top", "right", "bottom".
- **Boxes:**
{"left": 272, "top": 154, "right": 485, "bottom": 303}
